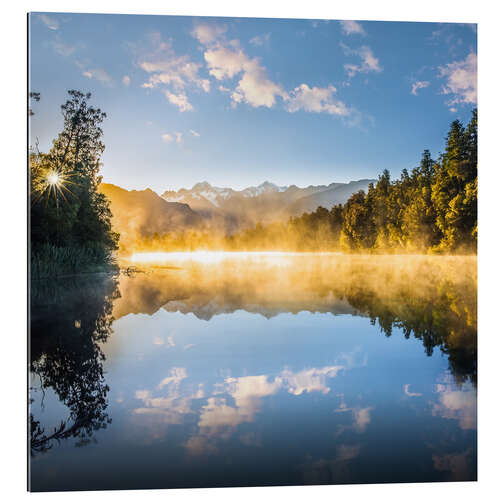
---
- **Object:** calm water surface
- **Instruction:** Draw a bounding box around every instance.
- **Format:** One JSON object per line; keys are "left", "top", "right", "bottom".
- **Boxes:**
{"left": 29, "top": 254, "right": 477, "bottom": 491}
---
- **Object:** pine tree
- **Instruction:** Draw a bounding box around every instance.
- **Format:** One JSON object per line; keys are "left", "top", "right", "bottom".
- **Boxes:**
{"left": 431, "top": 110, "right": 477, "bottom": 252}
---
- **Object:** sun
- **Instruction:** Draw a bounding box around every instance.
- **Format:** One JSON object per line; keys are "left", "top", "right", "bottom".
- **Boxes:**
{"left": 47, "top": 172, "right": 60, "bottom": 186}
{"left": 31, "top": 166, "right": 75, "bottom": 207}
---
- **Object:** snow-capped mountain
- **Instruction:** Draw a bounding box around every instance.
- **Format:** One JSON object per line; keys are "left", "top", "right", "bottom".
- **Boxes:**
{"left": 161, "top": 179, "right": 376, "bottom": 229}
{"left": 162, "top": 181, "right": 288, "bottom": 208}
{"left": 240, "top": 181, "right": 288, "bottom": 198}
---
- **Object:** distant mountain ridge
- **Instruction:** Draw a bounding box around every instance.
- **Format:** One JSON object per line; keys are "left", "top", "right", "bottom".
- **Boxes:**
{"left": 162, "top": 179, "right": 376, "bottom": 226}
{"left": 100, "top": 178, "right": 376, "bottom": 248}
{"left": 99, "top": 183, "right": 203, "bottom": 246}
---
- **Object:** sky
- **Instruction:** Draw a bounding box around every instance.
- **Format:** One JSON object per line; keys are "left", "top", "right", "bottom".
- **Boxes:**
{"left": 29, "top": 13, "right": 477, "bottom": 193}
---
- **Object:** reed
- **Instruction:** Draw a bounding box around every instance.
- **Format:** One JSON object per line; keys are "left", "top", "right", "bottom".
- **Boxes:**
{"left": 30, "top": 244, "right": 118, "bottom": 280}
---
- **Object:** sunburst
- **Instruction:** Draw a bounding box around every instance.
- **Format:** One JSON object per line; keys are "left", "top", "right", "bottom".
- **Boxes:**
{"left": 31, "top": 166, "right": 76, "bottom": 208}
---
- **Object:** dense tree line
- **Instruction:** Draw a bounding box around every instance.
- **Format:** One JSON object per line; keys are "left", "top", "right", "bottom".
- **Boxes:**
{"left": 30, "top": 91, "right": 119, "bottom": 277}
{"left": 340, "top": 110, "right": 477, "bottom": 253}
{"left": 225, "top": 110, "right": 477, "bottom": 254}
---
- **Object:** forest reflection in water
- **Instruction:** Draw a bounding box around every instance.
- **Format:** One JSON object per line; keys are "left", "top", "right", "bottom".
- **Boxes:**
{"left": 117, "top": 254, "right": 477, "bottom": 384}
{"left": 29, "top": 254, "right": 477, "bottom": 490}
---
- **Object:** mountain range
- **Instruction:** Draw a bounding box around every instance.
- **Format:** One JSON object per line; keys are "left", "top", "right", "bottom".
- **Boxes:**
{"left": 99, "top": 178, "right": 376, "bottom": 246}
{"left": 162, "top": 179, "right": 375, "bottom": 229}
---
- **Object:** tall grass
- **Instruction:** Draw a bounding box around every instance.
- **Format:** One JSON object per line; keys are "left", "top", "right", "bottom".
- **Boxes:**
{"left": 31, "top": 244, "right": 119, "bottom": 280}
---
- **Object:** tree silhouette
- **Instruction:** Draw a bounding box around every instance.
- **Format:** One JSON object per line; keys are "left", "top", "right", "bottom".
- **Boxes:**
{"left": 29, "top": 276, "right": 120, "bottom": 455}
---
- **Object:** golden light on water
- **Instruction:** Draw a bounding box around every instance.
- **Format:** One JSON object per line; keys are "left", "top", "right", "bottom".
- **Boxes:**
{"left": 129, "top": 251, "right": 340, "bottom": 264}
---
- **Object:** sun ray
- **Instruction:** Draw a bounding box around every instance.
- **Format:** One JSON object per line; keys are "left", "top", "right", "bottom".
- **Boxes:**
{"left": 31, "top": 166, "right": 77, "bottom": 208}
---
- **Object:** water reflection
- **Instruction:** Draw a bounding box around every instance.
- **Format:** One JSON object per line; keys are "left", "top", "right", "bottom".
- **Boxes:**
{"left": 29, "top": 254, "right": 477, "bottom": 490}
{"left": 30, "top": 276, "right": 120, "bottom": 454}
{"left": 114, "top": 255, "right": 476, "bottom": 384}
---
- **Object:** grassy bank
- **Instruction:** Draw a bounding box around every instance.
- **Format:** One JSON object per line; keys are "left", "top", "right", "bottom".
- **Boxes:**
{"left": 31, "top": 244, "right": 119, "bottom": 280}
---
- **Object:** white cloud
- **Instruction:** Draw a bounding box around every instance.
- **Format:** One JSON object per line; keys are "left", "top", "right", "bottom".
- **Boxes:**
{"left": 137, "top": 32, "right": 210, "bottom": 111}
{"left": 174, "top": 132, "right": 183, "bottom": 144}
{"left": 192, "top": 23, "right": 227, "bottom": 46}
{"left": 204, "top": 45, "right": 287, "bottom": 108}
{"left": 161, "top": 133, "right": 173, "bottom": 143}
{"left": 39, "top": 14, "right": 59, "bottom": 30}
{"left": 234, "top": 59, "right": 287, "bottom": 108}
{"left": 438, "top": 52, "right": 477, "bottom": 107}
{"left": 340, "top": 20, "right": 365, "bottom": 36}
{"left": 140, "top": 54, "right": 209, "bottom": 92}
{"left": 204, "top": 46, "right": 248, "bottom": 80}
{"left": 250, "top": 33, "right": 271, "bottom": 46}
{"left": 190, "top": 22, "right": 357, "bottom": 120}
{"left": 411, "top": 80, "right": 430, "bottom": 95}
{"left": 163, "top": 90, "right": 193, "bottom": 112}
{"left": 82, "top": 68, "right": 113, "bottom": 86}
{"left": 286, "top": 84, "right": 349, "bottom": 116}
{"left": 341, "top": 43, "right": 382, "bottom": 78}
{"left": 122, "top": 75, "right": 131, "bottom": 87}
{"left": 190, "top": 129, "right": 200, "bottom": 137}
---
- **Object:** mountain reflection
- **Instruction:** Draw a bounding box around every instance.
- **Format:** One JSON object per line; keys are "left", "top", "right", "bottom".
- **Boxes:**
{"left": 30, "top": 276, "right": 120, "bottom": 454}
{"left": 114, "top": 254, "right": 476, "bottom": 384}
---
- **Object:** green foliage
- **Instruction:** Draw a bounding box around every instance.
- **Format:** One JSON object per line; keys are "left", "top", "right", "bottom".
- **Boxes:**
{"left": 30, "top": 91, "right": 119, "bottom": 277}
{"left": 339, "top": 109, "right": 477, "bottom": 254}
{"left": 340, "top": 190, "right": 375, "bottom": 250}
{"left": 431, "top": 110, "right": 477, "bottom": 252}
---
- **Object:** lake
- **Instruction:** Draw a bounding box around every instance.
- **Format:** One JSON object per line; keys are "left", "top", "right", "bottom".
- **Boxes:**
{"left": 29, "top": 253, "right": 477, "bottom": 491}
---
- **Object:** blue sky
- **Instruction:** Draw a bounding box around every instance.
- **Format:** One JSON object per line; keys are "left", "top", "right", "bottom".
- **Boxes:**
{"left": 29, "top": 13, "right": 477, "bottom": 193}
